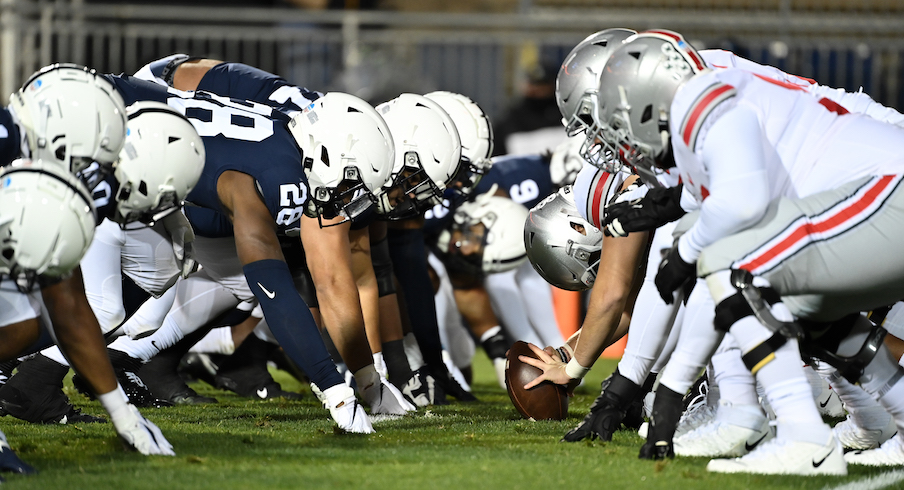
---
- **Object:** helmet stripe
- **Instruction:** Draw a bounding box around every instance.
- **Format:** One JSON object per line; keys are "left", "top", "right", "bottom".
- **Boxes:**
{"left": 588, "top": 169, "right": 611, "bottom": 230}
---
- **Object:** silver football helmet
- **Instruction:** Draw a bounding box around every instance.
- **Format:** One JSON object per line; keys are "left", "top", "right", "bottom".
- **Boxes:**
{"left": 424, "top": 91, "right": 493, "bottom": 196}
{"left": 589, "top": 30, "right": 707, "bottom": 185}
{"left": 438, "top": 191, "right": 528, "bottom": 276}
{"left": 8, "top": 64, "right": 127, "bottom": 177}
{"left": 524, "top": 186, "right": 603, "bottom": 291}
{"left": 289, "top": 92, "right": 394, "bottom": 225}
{"left": 112, "top": 101, "right": 206, "bottom": 226}
{"left": 0, "top": 160, "right": 96, "bottom": 291}
{"left": 549, "top": 134, "right": 586, "bottom": 189}
{"left": 375, "top": 93, "right": 462, "bottom": 220}
{"left": 556, "top": 28, "right": 635, "bottom": 136}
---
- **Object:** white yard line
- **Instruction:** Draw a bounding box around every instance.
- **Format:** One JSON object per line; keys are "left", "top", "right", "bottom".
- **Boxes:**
{"left": 822, "top": 469, "right": 904, "bottom": 490}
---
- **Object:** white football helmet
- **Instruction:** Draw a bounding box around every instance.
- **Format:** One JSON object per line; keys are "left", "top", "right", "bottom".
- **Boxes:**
{"left": 549, "top": 134, "right": 586, "bottom": 189}
{"left": 524, "top": 186, "right": 603, "bottom": 291}
{"left": 590, "top": 30, "right": 707, "bottom": 185}
{"left": 556, "top": 28, "right": 636, "bottom": 136}
{"left": 375, "top": 93, "right": 462, "bottom": 220}
{"left": 0, "top": 160, "right": 96, "bottom": 291}
{"left": 288, "top": 92, "right": 394, "bottom": 225}
{"left": 112, "top": 101, "right": 206, "bottom": 226}
{"left": 424, "top": 91, "right": 493, "bottom": 196}
{"left": 438, "top": 191, "right": 528, "bottom": 276}
{"left": 8, "top": 64, "right": 127, "bottom": 177}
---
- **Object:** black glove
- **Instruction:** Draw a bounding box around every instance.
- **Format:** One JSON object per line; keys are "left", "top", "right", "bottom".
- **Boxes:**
{"left": 654, "top": 244, "right": 696, "bottom": 305}
{"left": 602, "top": 184, "right": 686, "bottom": 237}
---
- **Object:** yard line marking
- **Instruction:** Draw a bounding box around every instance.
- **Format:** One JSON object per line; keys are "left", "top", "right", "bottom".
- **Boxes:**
{"left": 822, "top": 469, "right": 904, "bottom": 490}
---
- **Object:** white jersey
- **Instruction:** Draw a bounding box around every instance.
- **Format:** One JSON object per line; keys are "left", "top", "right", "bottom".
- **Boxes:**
{"left": 669, "top": 67, "right": 904, "bottom": 262}
{"left": 702, "top": 49, "right": 904, "bottom": 128}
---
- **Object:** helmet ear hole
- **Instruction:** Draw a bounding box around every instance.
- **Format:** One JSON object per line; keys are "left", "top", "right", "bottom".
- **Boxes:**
{"left": 320, "top": 146, "right": 330, "bottom": 167}
{"left": 54, "top": 144, "right": 66, "bottom": 163}
{"left": 2, "top": 248, "right": 14, "bottom": 261}
{"left": 137, "top": 181, "right": 148, "bottom": 196}
{"left": 640, "top": 104, "right": 653, "bottom": 124}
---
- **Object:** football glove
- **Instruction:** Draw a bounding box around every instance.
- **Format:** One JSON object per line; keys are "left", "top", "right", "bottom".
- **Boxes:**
{"left": 161, "top": 211, "right": 197, "bottom": 279}
{"left": 654, "top": 244, "right": 696, "bottom": 305}
{"left": 112, "top": 404, "right": 175, "bottom": 456}
{"left": 603, "top": 184, "right": 686, "bottom": 237}
{"left": 321, "top": 384, "right": 374, "bottom": 434}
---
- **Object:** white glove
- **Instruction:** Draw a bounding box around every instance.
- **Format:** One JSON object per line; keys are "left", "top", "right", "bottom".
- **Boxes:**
{"left": 321, "top": 384, "right": 374, "bottom": 434}
{"left": 362, "top": 376, "right": 416, "bottom": 415}
{"left": 113, "top": 404, "right": 175, "bottom": 456}
{"left": 99, "top": 387, "right": 174, "bottom": 456}
{"left": 161, "top": 211, "right": 197, "bottom": 278}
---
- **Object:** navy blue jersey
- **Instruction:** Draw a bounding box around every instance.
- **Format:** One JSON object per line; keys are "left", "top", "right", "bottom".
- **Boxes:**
{"left": 104, "top": 74, "right": 309, "bottom": 237}
{"left": 0, "top": 107, "right": 21, "bottom": 166}
{"left": 474, "top": 154, "right": 552, "bottom": 209}
{"left": 197, "top": 62, "right": 321, "bottom": 116}
{"left": 184, "top": 205, "right": 234, "bottom": 238}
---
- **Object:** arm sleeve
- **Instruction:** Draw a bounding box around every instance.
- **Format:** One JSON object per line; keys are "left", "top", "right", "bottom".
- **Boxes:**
{"left": 242, "top": 259, "right": 344, "bottom": 390}
{"left": 677, "top": 105, "right": 771, "bottom": 263}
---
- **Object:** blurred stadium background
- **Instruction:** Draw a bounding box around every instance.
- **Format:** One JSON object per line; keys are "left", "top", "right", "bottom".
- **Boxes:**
{"left": 2, "top": 0, "right": 902, "bottom": 124}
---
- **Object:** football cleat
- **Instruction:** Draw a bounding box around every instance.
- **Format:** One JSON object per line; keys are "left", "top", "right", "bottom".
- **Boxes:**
{"left": 707, "top": 434, "right": 847, "bottom": 475}
{"left": 0, "top": 430, "right": 36, "bottom": 475}
{"left": 84, "top": 350, "right": 172, "bottom": 408}
{"left": 321, "top": 384, "right": 374, "bottom": 434}
{"left": 562, "top": 402, "right": 624, "bottom": 442}
{"left": 401, "top": 368, "right": 435, "bottom": 408}
{"left": 361, "top": 376, "right": 416, "bottom": 415}
{"left": 674, "top": 418, "right": 773, "bottom": 457}
{"left": 844, "top": 432, "right": 904, "bottom": 466}
{"left": 815, "top": 385, "right": 845, "bottom": 418}
{"left": 54, "top": 406, "right": 107, "bottom": 425}
{"left": 674, "top": 401, "right": 717, "bottom": 440}
{"left": 833, "top": 413, "right": 898, "bottom": 451}
{"left": 140, "top": 352, "right": 218, "bottom": 405}
{"left": 638, "top": 440, "right": 675, "bottom": 460}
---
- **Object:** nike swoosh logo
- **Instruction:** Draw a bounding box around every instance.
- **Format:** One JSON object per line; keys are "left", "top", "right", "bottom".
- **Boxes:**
{"left": 151, "top": 340, "right": 159, "bottom": 350}
{"left": 257, "top": 387, "right": 268, "bottom": 399}
{"left": 812, "top": 446, "right": 834, "bottom": 468}
{"left": 819, "top": 395, "right": 832, "bottom": 408}
{"left": 258, "top": 282, "right": 276, "bottom": 299}
{"left": 745, "top": 432, "right": 768, "bottom": 452}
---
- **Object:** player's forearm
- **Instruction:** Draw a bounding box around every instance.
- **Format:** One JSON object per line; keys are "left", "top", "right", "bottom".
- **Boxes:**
{"left": 41, "top": 271, "right": 118, "bottom": 395}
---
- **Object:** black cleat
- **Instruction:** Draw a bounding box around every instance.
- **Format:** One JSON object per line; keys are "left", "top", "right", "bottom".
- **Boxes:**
{"left": 639, "top": 440, "right": 675, "bottom": 460}
{"left": 140, "top": 351, "right": 218, "bottom": 405}
{"left": 212, "top": 336, "right": 302, "bottom": 401}
{"left": 0, "top": 355, "right": 102, "bottom": 424}
{"left": 107, "top": 350, "right": 172, "bottom": 408}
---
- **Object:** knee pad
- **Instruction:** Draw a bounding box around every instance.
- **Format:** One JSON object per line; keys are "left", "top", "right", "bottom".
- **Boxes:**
{"left": 800, "top": 314, "right": 887, "bottom": 383}
{"left": 371, "top": 236, "right": 396, "bottom": 298}
{"left": 712, "top": 269, "right": 801, "bottom": 340}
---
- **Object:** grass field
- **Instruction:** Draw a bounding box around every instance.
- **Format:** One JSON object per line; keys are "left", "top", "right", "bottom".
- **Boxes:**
{"left": 1, "top": 354, "right": 901, "bottom": 489}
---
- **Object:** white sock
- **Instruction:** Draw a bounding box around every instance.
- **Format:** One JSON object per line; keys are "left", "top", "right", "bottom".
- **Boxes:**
{"left": 403, "top": 332, "right": 425, "bottom": 371}
{"left": 108, "top": 317, "right": 185, "bottom": 362}
{"left": 711, "top": 348, "right": 759, "bottom": 407}
{"left": 188, "top": 326, "right": 235, "bottom": 356}
{"left": 372, "top": 352, "right": 388, "bottom": 379}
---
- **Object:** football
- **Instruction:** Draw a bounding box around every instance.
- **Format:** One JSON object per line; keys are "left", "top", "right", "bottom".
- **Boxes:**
{"left": 505, "top": 340, "right": 569, "bottom": 420}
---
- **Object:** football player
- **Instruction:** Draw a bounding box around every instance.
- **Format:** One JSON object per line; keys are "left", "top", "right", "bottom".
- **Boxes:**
{"left": 0, "top": 64, "right": 177, "bottom": 466}
{"left": 593, "top": 30, "right": 904, "bottom": 474}
{"left": 0, "top": 101, "right": 208, "bottom": 423}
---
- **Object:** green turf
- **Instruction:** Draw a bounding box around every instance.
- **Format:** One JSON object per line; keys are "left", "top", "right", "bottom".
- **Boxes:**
{"left": 0, "top": 354, "right": 895, "bottom": 489}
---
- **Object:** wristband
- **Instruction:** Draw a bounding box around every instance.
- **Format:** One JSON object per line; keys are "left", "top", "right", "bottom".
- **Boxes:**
{"left": 564, "top": 357, "right": 591, "bottom": 380}
{"left": 555, "top": 344, "right": 574, "bottom": 363}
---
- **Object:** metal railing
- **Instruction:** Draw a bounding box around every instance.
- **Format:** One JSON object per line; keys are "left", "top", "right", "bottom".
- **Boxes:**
{"left": 2, "top": 0, "right": 903, "bottom": 120}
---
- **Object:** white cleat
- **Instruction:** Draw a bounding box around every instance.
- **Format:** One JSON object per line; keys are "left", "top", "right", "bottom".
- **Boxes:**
{"left": 363, "top": 377, "right": 416, "bottom": 416}
{"left": 675, "top": 419, "right": 773, "bottom": 457}
{"left": 845, "top": 432, "right": 904, "bottom": 466}
{"left": 834, "top": 414, "right": 898, "bottom": 451}
{"left": 816, "top": 386, "right": 845, "bottom": 418}
{"left": 674, "top": 404, "right": 717, "bottom": 440}
{"left": 707, "top": 434, "right": 846, "bottom": 476}
{"left": 322, "top": 384, "right": 374, "bottom": 434}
